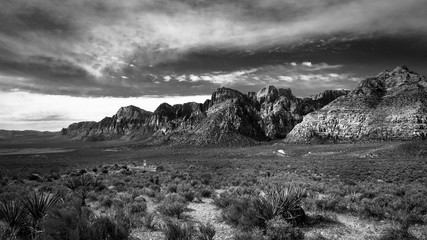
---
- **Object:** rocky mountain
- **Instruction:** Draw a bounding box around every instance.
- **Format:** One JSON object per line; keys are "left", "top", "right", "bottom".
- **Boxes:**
{"left": 62, "top": 86, "right": 348, "bottom": 146}
{"left": 286, "top": 66, "right": 427, "bottom": 143}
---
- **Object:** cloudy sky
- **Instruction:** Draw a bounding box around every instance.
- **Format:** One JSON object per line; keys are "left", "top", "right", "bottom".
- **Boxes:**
{"left": 1, "top": 0, "right": 427, "bottom": 131}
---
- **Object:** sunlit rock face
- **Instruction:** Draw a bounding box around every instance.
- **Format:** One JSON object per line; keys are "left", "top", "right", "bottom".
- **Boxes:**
{"left": 286, "top": 66, "right": 427, "bottom": 143}
{"left": 61, "top": 85, "right": 347, "bottom": 146}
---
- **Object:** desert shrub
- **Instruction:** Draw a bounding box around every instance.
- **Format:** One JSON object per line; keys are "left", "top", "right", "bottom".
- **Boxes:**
{"left": 90, "top": 215, "right": 130, "bottom": 240}
{"left": 199, "top": 188, "right": 214, "bottom": 198}
{"left": 378, "top": 226, "right": 418, "bottom": 240}
{"left": 100, "top": 197, "right": 114, "bottom": 208}
{"left": 142, "top": 187, "right": 157, "bottom": 198}
{"left": 164, "top": 193, "right": 187, "bottom": 203}
{"left": 232, "top": 228, "right": 264, "bottom": 240}
{"left": 265, "top": 216, "right": 304, "bottom": 240}
{"left": 314, "top": 195, "right": 342, "bottom": 212}
{"left": 253, "top": 185, "right": 307, "bottom": 225}
{"left": 222, "top": 197, "right": 262, "bottom": 229}
{"left": 181, "top": 191, "right": 195, "bottom": 202}
{"left": 213, "top": 191, "right": 236, "bottom": 209}
{"left": 167, "top": 184, "right": 178, "bottom": 193}
{"left": 157, "top": 201, "right": 188, "bottom": 219}
{"left": 142, "top": 212, "right": 157, "bottom": 230}
{"left": 162, "top": 218, "right": 194, "bottom": 240}
{"left": 128, "top": 201, "right": 147, "bottom": 214}
{"left": 43, "top": 204, "right": 130, "bottom": 240}
{"left": 195, "top": 222, "right": 216, "bottom": 240}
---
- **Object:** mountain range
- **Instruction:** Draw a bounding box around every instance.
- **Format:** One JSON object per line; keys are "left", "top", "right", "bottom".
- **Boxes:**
{"left": 62, "top": 66, "right": 427, "bottom": 146}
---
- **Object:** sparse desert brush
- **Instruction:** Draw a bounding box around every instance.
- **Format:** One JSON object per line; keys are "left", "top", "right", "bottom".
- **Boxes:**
{"left": 221, "top": 197, "right": 262, "bottom": 229}
{"left": 142, "top": 212, "right": 157, "bottom": 230}
{"left": 232, "top": 228, "right": 264, "bottom": 240}
{"left": 199, "top": 187, "right": 214, "bottom": 198}
{"left": 128, "top": 201, "right": 147, "bottom": 215}
{"left": 167, "top": 184, "right": 178, "bottom": 193}
{"left": 44, "top": 204, "right": 130, "bottom": 240}
{"left": 157, "top": 201, "right": 188, "bottom": 219}
{"left": 161, "top": 218, "right": 195, "bottom": 240}
{"left": 265, "top": 216, "right": 304, "bottom": 240}
{"left": 194, "top": 222, "right": 216, "bottom": 240}
{"left": 378, "top": 225, "right": 419, "bottom": 240}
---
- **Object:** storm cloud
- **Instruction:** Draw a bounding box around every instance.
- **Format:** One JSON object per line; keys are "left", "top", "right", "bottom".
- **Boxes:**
{"left": 0, "top": 0, "right": 427, "bottom": 97}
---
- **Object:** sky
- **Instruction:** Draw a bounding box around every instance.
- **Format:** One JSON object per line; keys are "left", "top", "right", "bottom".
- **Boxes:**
{"left": 1, "top": 0, "right": 427, "bottom": 131}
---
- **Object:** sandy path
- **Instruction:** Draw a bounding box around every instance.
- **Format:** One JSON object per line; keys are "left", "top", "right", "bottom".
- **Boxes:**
{"left": 187, "top": 198, "right": 236, "bottom": 240}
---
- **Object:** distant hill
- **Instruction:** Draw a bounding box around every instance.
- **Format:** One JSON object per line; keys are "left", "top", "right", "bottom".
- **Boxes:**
{"left": 286, "top": 66, "right": 427, "bottom": 143}
{"left": 62, "top": 86, "right": 347, "bottom": 146}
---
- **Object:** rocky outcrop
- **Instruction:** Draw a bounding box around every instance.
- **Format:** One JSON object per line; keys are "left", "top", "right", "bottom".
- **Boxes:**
{"left": 62, "top": 86, "right": 347, "bottom": 146}
{"left": 286, "top": 66, "right": 427, "bottom": 143}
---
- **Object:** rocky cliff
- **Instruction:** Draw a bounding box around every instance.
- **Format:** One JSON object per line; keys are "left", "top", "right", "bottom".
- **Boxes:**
{"left": 286, "top": 66, "right": 427, "bottom": 143}
{"left": 62, "top": 86, "right": 346, "bottom": 146}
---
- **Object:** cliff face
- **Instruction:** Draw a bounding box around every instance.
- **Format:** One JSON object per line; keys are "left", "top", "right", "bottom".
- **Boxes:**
{"left": 286, "top": 66, "right": 427, "bottom": 143}
{"left": 61, "top": 86, "right": 347, "bottom": 145}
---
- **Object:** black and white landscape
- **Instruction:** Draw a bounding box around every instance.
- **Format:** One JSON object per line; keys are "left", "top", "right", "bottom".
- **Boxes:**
{"left": 1, "top": 1, "right": 427, "bottom": 239}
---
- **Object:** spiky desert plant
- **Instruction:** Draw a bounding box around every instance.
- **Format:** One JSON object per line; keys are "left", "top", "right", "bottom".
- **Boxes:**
{"left": 65, "top": 174, "right": 96, "bottom": 206}
{"left": 21, "top": 191, "right": 61, "bottom": 237}
{"left": 0, "top": 199, "right": 26, "bottom": 237}
{"left": 253, "top": 185, "right": 307, "bottom": 224}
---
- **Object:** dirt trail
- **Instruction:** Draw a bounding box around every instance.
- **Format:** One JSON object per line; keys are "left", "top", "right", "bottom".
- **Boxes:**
{"left": 187, "top": 198, "right": 236, "bottom": 240}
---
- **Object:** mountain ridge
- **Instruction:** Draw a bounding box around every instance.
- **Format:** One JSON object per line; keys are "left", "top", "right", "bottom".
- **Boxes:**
{"left": 62, "top": 86, "right": 348, "bottom": 146}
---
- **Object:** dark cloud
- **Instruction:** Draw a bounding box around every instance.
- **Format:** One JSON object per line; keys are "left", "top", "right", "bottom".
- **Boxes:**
{"left": 0, "top": 0, "right": 426, "bottom": 97}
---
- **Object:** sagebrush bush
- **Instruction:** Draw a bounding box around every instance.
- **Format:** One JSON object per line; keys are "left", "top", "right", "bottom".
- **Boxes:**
{"left": 142, "top": 212, "right": 157, "bottom": 230}
{"left": 128, "top": 201, "right": 147, "bottom": 214}
{"left": 162, "top": 218, "right": 194, "bottom": 240}
{"left": 265, "top": 216, "right": 304, "bottom": 240}
{"left": 43, "top": 204, "right": 130, "bottom": 240}
{"left": 157, "top": 201, "right": 188, "bottom": 219}
{"left": 232, "top": 228, "right": 264, "bottom": 240}
{"left": 222, "top": 197, "right": 262, "bottom": 229}
{"left": 195, "top": 222, "right": 216, "bottom": 240}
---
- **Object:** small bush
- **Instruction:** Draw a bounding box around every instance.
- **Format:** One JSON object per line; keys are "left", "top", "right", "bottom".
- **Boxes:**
{"left": 129, "top": 201, "right": 147, "bottom": 214}
{"left": 195, "top": 222, "right": 216, "bottom": 240}
{"left": 157, "top": 202, "right": 187, "bottom": 219}
{"left": 181, "top": 191, "right": 195, "bottom": 202}
{"left": 232, "top": 228, "right": 264, "bottom": 240}
{"left": 162, "top": 218, "right": 194, "bottom": 240}
{"left": 265, "top": 216, "right": 304, "bottom": 240}
{"left": 167, "top": 184, "right": 178, "bottom": 193}
{"left": 378, "top": 226, "right": 418, "bottom": 240}
{"left": 222, "top": 197, "right": 262, "bottom": 229}
{"left": 142, "top": 212, "right": 157, "bottom": 230}
{"left": 199, "top": 188, "right": 214, "bottom": 198}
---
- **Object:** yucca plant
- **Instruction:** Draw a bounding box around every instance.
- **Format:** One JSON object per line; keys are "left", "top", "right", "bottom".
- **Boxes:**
{"left": 0, "top": 199, "right": 26, "bottom": 237}
{"left": 65, "top": 174, "right": 96, "bottom": 206}
{"left": 253, "top": 185, "right": 307, "bottom": 225}
{"left": 21, "top": 191, "right": 61, "bottom": 238}
{"left": 21, "top": 192, "right": 61, "bottom": 223}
